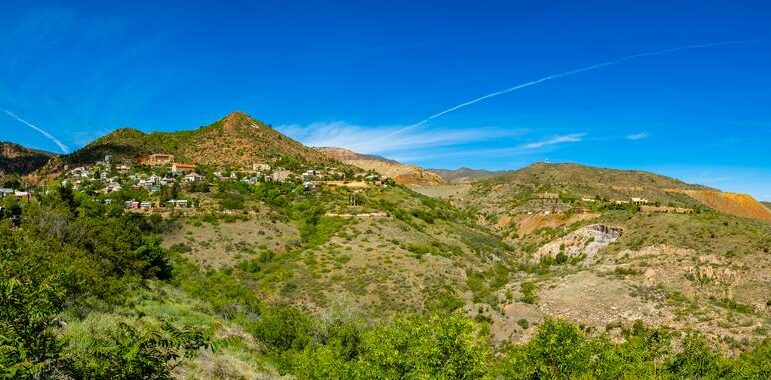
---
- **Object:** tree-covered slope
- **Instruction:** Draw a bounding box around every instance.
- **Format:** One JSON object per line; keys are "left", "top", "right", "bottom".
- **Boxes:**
{"left": 56, "top": 112, "right": 340, "bottom": 169}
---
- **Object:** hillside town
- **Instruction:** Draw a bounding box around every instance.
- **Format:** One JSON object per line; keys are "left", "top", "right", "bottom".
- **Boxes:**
{"left": 50, "top": 153, "right": 390, "bottom": 214}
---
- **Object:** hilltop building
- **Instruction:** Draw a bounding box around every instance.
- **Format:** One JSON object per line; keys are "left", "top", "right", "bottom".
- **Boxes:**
{"left": 143, "top": 154, "right": 175, "bottom": 166}
{"left": 171, "top": 163, "right": 196, "bottom": 174}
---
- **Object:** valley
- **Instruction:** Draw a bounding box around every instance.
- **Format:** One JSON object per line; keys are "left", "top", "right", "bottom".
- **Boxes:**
{"left": 2, "top": 111, "right": 770, "bottom": 378}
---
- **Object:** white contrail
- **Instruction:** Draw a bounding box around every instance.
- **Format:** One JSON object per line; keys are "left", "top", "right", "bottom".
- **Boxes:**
{"left": 3, "top": 109, "right": 70, "bottom": 153}
{"left": 407, "top": 40, "right": 766, "bottom": 129}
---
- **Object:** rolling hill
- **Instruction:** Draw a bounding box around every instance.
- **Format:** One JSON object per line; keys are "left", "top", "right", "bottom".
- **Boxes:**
{"left": 429, "top": 167, "right": 507, "bottom": 183}
{"left": 460, "top": 162, "right": 710, "bottom": 222}
{"left": 316, "top": 147, "right": 444, "bottom": 185}
{"left": 4, "top": 119, "right": 771, "bottom": 377}
{"left": 52, "top": 112, "right": 340, "bottom": 169}
{"left": 0, "top": 142, "right": 55, "bottom": 176}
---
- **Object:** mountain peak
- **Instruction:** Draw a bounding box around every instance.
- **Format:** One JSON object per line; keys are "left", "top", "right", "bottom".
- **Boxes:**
{"left": 56, "top": 111, "right": 336, "bottom": 169}
{"left": 219, "top": 111, "right": 259, "bottom": 132}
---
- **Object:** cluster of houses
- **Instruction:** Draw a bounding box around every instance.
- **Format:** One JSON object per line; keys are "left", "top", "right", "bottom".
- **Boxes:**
{"left": 121, "top": 199, "right": 190, "bottom": 210}
{"left": 612, "top": 197, "right": 650, "bottom": 206}
{"left": 526, "top": 193, "right": 694, "bottom": 216}
{"left": 0, "top": 188, "right": 31, "bottom": 201}
{"left": 56, "top": 152, "right": 387, "bottom": 213}
{"left": 576, "top": 196, "right": 694, "bottom": 214}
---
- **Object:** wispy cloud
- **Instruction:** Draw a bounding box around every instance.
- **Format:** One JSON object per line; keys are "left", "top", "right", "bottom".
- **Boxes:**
{"left": 278, "top": 121, "right": 525, "bottom": 155}
{"left": 283, "top": 120, "right": 586, "bottom": 164}
{"left": 625, "top": 132, "right": 649, "bottom": 140}
{"left": 390, "top": 133, "right": 586, "bottom": 162}
{"left": 411, "top": 40, "right": 767, "bottom": 127}
{"left": 521, "top": 133, "right": 585, "bottom": 149}
{"left": 3, "top": 109, "right": 69, "bottom": 153}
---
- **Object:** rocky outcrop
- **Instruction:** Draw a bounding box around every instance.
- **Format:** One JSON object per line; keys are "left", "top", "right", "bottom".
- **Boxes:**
{"left": 534, "top": 224, "right": 623, "bottom": 263}
{"left": 0, "top": 142, "right": 54, "bottom": 176}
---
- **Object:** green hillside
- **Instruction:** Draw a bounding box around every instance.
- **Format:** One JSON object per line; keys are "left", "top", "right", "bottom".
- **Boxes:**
{"left": 462, "top": 162, "right": 712, "bottom": 221}
{"left": 2, "top": 123, "right": 770, "bottom": 378}
{"left": 4, "top": 167, "right": 769, "bottom": 378}
{"left": 55, "top": 112, "right": 339, "bottom": 169}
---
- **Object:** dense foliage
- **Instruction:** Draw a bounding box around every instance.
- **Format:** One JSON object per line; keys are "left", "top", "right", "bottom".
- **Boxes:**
{"left": 0, "top": 191, "right": 205, "bottom": 378}
{"left": 0, "top": 183, "right": 769, "bottom": 379}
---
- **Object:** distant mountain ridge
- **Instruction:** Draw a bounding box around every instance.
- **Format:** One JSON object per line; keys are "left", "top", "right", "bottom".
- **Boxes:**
{"left": 459, "top": 162, "right": 771, "bottom": 223}
{"left": 316, "top": 147, "right": 444, "bottom": 185}
{"left": 429, "top": 167, "right": 507, "bottom": 183}
{"left": 0, "top": 142, "right": 55, "bottom": 176}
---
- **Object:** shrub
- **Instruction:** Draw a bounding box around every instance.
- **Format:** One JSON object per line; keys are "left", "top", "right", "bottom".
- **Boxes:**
{"left": 520, "top": 282, "right": 538, "bottom": 304}
{"left": 65, "top": 320, "right": 210, "bottom": 379}
{"left": 252, "top": 306, "right": 312, "bottom": 351}
{"left": 0, "top": 276, "right": 66, "bottom": 379}
{"left": 355, "top": 313, "right": 488, "bottom": 379}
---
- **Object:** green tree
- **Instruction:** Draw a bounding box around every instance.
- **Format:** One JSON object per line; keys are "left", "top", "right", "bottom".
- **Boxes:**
{"left": 0, "top": 276, "right": 67, "bottom": 379}
{"left": 493, "top": 318, "right": 590, "bottom": 379}
{"left": 666, "top": 334, "right": 730, "bottom": 379}
{"left": 65, "top": 321, "right": 209, "bottom": 379}
{"left": 57, "top": 184, "right": 77, "bottom": 214}
{"left": 253, "top": 306, "right": 312, "bottom": 351}
{"left": 355, "top": 313, "right": 487, "bottom": 379}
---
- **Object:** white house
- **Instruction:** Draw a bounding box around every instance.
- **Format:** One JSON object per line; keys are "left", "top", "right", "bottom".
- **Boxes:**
{"left": 184, "top": 172, "right": 203, "bottom": 182}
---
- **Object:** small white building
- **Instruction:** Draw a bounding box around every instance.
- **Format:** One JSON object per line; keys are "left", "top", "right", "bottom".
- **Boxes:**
{"left": 166, "top": 199, "right": 189, "bottom": 208}
{"left": 271, "top": 170, "right": 292, "bottom": 182}
{"left": 124, "top": 200, "right": 140, "bottom": 209}
{"left": 184, "top": 172, "right": 203, "bottom": 182}
{"left": 253, "top": 163, "right": 271, "bottom": 172}
{"left": 105, "top": 182, "right": 122, "bottom": 193}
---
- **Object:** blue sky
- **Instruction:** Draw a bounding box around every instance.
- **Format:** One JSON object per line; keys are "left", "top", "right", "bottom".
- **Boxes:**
{"left": 1, "top": 1, "right": 770, "bottom": 200}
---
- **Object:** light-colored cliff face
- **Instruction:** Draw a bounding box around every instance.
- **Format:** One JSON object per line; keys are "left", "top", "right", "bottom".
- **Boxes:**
{"left": 534, "top": 224, "right": 623, "bottom": 263}
{"left": 316, "top": 147, "right": 445, "bottom": 186}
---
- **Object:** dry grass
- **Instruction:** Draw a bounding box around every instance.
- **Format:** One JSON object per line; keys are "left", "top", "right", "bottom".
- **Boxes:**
{"left": 163, "top": 218, "right": 300, "bottom": 269}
